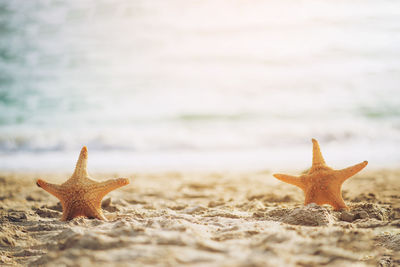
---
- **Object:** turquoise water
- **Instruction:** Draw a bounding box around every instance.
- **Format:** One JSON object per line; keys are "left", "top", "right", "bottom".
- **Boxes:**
{"left": 1, "top": 0, "right": 400, "bottom": 170}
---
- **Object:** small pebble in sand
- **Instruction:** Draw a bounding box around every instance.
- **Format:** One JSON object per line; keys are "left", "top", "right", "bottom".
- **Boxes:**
{"left": 355, "top": 211, "right": 369, "bottom": 220}
{"left": 25, "top": 196, "right": 36, "bottom": 201}
{"left": 102, "top": 198, "right": 112, "bottom": 208}
{"left": 340, "top": 211, "right": 355, "bottom": 222}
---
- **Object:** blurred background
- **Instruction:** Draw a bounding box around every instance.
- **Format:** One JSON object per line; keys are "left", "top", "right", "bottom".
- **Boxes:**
{"left": 0, "top": 0, "right": 400, "bottom": 171}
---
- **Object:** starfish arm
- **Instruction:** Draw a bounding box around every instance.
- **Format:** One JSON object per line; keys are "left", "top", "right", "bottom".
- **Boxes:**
{"left": 87, "top": 208, "right": 107, "bottom": 221}
{"left": 60, "top": 202, "right": 75, "bottom": 221}
{"left": 329, "top": 195, "right": 349, "bottom": 211}
{"left": 93, "top": 178, "right": 130, "bottom": 199}
{"left": 72, "top": 146, "right": 89, "bottom": 178}
{"left": 82, "top": 202, "right": 108, "bottom": 221}
{"left": 311, "top": 138, "right": 326, "bottom": 166}
{"left": 273, "top": 174, "right": 305, "bottom": 189}
{"left": 36, "top": 179, "right": 64, "bottom": 200}
{"left": 336, "top": 161, "right": 368, "bottom": 183}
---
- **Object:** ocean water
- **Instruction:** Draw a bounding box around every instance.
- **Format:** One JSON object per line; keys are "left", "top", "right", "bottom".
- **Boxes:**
{"left": 1, "top": 0, "right": 400, "bottom": 171}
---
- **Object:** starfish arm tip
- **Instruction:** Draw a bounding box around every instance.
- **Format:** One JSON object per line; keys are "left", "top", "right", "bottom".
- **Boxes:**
{"left": 272, "top": 173, "right": 288, "bottom": 180}
{"left": 311, "top": 138, "right": 326, "bottom": 166}
{"left": 80, "top": 146, "right": 88, "bottom": 155}
{"left": 95, "top": 177, "right": 130, "bottom": 196}
{"left": 360, "top": 160, "right": 368, "bottom": 170}
{"left": 35, "top": 179, "right": 63, "bottom": 199}
{"left": 357, "top": 160, "right": 368, "bottom": 169}
{"left": 36, "top": 178, "right": 44, "bottom": 187}
{"left": 118, "top": 178, "right": 130, "bottom": 186}
{"left": 73, "top": 146, "right": 89, "bottom": 177}
{"left": 272, "top": 173, "right": 289, "bottom": 182}
{"left": 78, "top": 146, "right": 88, "bottom": 158}
{"left": 336, "top": 160, "right": 369, "bottom": 182}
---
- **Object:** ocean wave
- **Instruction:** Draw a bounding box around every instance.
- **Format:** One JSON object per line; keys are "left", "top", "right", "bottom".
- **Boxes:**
{"left": 1, "top": 0, "right": 400, "bottom": 170}
{"left": 0, "top": 119, "right": 399, "bottom": 154}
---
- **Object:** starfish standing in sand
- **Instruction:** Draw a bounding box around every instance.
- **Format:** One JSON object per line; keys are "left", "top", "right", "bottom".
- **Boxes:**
{"left": 36, "top": 146, "right": 129, "bottom": 221}
{"left": 273, "top": 139, "right": 368, "bottom": 211}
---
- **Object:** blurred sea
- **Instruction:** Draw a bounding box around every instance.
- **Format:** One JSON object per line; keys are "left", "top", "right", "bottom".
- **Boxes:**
{"left": 1, "top": 0, "right": 400, "bottom": 171}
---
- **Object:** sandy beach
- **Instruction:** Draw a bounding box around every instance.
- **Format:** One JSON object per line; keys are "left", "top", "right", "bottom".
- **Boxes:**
{"left": 1, "top": 1, "right": 400, "bottom": 266}
{"left": 0, "top": 169, "right": 399, "bottom": 266}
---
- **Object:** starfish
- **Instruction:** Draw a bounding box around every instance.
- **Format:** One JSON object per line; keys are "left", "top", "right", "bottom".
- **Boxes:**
{"left": 273, "top": 139, "right": 368, "bottom": 211}
{"left": 36, "top": 146, "right": 129, "bottom": 221}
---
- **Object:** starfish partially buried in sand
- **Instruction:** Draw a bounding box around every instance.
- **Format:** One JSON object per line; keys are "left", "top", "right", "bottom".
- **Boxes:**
{"left": 36, "top": 146, "right": 129, "bottom": 221}
{"left": 273, "top": 139, "right": 368, "bottom": 211}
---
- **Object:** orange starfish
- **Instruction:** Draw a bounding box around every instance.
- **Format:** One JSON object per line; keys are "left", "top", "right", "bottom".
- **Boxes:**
{"left": 36, "top": 146, "right": 129, "bottom": 221}
{"left": 273, "top": 139, "right": 368, "bottom": 211}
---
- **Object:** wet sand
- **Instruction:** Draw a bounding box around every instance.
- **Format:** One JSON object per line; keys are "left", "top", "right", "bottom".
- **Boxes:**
{"left": 0, "top": 169, "right": 399, "bottom": 266}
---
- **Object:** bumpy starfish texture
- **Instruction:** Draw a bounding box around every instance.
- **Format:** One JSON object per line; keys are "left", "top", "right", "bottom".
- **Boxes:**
{"left": 36, "top": 146, "right": 129, "bottom": 221}
{"left": 273, "top": 139, "right": 368, "bottom": 211}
